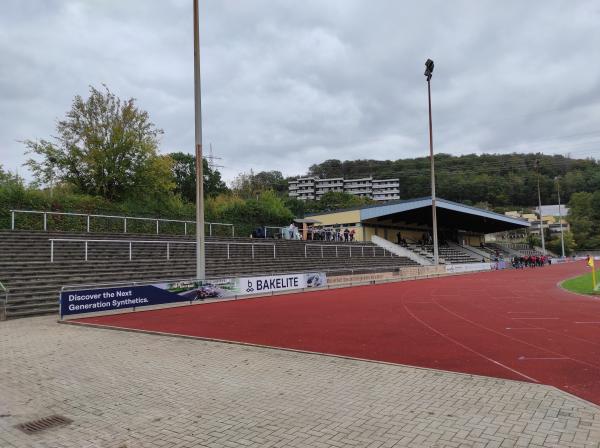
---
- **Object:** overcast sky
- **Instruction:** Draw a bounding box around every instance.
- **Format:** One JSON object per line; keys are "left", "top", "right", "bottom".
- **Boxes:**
{"left": 2, "top": 0, "right": 600, "bottom": 184}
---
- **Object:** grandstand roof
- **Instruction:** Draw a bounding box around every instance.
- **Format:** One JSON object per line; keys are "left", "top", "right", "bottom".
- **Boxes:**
{"left": 308, "top": 197, "right": 530, "bottom": 234}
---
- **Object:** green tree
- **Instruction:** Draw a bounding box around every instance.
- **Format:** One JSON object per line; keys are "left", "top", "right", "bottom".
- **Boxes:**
{"left": 305, "top": 191, "right": 373, "bottom": 213}
{"left": 546, "top": 231, "right": 576, "bottom": 256}
{"left": 169, "top": 152, "right": 228, "bottom": 201}
{"left": 568, "top": 191, "right": 600, "bottom": 249}
{"left": 206, "top": 190, "right": 294, "bottom": 236}
{"left": 24, "top": 85, "right": 171, "bottom": 201}
{"left": 253, "top": 171, "right": 288, "bottom": 194}
{"left": 0, "top": 165, "right": 15, "bottom": 184}
{"left": 231, "top": 170, "right": 288, "bottom": 198}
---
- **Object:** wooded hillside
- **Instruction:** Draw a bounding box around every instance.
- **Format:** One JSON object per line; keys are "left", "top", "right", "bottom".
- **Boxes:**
{"left": 306, "top": 153, "right": 600, "bottom": 207}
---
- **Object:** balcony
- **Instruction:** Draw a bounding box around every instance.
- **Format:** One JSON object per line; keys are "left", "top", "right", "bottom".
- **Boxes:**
{"left": 373, "top": 194, "right": 400, "bottom": 201}
{"left": 316, "top": 182, "right": 344, "bottom": 188}
{"left": 346, "top": 189, "right": 372, "bottom": 195}
{"left": 373, "top": 187, "right": 400, "bottom": 192}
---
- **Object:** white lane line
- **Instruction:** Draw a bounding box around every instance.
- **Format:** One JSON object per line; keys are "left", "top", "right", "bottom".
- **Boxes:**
{"left": 403, "top": 304, "right": 539, "bottom": 383}
{"left": 505, "top": 327, "right": 542, "bottom": 330}
{"left": 518, "top": 356, "right": 568, "bottom": 361}
{"left": 511, "top": 317, "right": 559, "bottom": 320}
{"left": 575, "top": 321, "right": 600, "bottom": 324}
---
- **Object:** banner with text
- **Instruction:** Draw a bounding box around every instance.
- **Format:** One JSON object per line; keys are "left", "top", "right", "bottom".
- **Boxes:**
{"left": 445, "top": 263, "right": 493, "bottom": 274}
{"left": 237, "top": 272, "right": 326, "bottom": 294}
{"left": 60, "top": 272, "right": 326, "bottom": 318}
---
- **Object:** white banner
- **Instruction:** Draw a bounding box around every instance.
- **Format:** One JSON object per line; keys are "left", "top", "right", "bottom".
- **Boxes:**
{"left": 445, "top": 263, "right": 493, "bottom": 274}
{"left": 237, "top": 272, "right": 327, "bottom": 295}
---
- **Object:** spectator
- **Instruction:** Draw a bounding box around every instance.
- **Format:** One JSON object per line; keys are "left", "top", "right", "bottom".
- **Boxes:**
{"left": 344, "top": 228, "right": 350, "bottom": 242}
{"left": 397, "top": 231, "right": 402, "bottom": 245}
{"left": 350, "top": 229, "right": 356, "bottom": 242}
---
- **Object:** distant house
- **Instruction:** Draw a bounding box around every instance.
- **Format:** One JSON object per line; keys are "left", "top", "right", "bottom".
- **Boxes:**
{"left": 504, "top": 205, "right": 569, "bottom": 236}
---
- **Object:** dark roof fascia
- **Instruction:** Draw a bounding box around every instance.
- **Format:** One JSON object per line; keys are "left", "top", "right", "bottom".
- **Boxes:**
{"left": 306, "top": 196, "right": 530, "bottom": 228}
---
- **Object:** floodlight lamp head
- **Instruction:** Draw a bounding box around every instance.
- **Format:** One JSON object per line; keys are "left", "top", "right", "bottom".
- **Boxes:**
{"left": 424, "top": 59, "right": 434, "bottom": 81}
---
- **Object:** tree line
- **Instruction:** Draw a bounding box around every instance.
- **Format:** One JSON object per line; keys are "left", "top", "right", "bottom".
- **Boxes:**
{"left": 305, "top": 154, "right": 600, "bottom": 207}
{"left": 2, "top": 84, "right": 598, "bottom": 250}
{"left": 1, "top": 86, "right": 292, "bottom": 236}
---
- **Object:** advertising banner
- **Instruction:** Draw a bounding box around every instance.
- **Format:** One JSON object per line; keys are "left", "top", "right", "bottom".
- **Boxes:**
{"left": 60, "top": 272, "right": 327, "bottom": 318}
{"left": 445, "top": 263, "right": 493, "bottom": 274}
{"left": 237, "top": 272, "right": 326, "bottom": 294}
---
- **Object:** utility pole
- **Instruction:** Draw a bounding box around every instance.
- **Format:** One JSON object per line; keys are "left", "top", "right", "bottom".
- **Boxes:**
{"left": 424, "top": 59, "right": 439, "bottom": 265}
{"left": 555, "top": 176, "right": 566, "bottom": 258}
{"left": 535, "top": 159, "right": 546, "bottom": 255}
{"left": 193, "top": 0, "right": 205, "bottom": 279}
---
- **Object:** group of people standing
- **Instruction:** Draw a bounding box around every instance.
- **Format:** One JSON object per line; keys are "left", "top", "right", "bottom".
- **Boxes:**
{"left": 511, "top": 255, "right": 550, "bottom": 269}
{"left": 309, "top": 227, "right": 355, "bottom": 242}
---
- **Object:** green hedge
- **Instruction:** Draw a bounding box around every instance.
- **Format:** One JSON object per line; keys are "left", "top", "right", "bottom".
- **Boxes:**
{"left": 0, "top": 182, "right": 293, "bottom": 238}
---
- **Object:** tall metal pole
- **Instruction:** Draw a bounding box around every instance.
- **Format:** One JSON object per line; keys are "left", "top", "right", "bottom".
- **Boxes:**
{"left": 535, "top": 161, "right": 546, "bottom": 255}
{"left": 556, "top": 177, "right": 565, "bottom": 258}
{"left": 427, "top": 78, "right": 439, "bottom": 265}
{"left": 193, "top": 0, "right": 206, "bottom": 279}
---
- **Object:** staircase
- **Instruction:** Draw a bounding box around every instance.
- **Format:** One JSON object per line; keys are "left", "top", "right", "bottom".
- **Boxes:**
{"left": 0, "top": 230, "right": 419, "bottom": 319}
{"left": 488, "top": 242, "right": 544, "bottom": 257}
{"left": 371, "top": 236, "right": 431, "bottom": 265}
{"left": 405, "top": 242, "right": 481, "bottom": 264}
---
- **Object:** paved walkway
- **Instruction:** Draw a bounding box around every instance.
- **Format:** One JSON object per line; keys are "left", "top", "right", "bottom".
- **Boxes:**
{"left": 1, "top": 316, "right": 599, "bottom": 448}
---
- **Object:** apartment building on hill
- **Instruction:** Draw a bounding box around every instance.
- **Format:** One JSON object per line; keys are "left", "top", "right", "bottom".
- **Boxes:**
{"left": 288, "top": 176, "right": 400, "bottom": 202}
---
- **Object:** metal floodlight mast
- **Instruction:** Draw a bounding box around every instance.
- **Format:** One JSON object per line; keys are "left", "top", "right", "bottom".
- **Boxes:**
{"left": 424, "top": 59, "right": 434, "bottom": 81}
{"left": 424, "top": 58, "right": 439, "bottom": 265}
{"left": 555, "top": 176, "right": 566, "bottom": 258}
{"left": 193, "top": 0, "right": 206, "bottom": 280}
{"left": 534, "top": 159, "right": 546, "bottom": 255}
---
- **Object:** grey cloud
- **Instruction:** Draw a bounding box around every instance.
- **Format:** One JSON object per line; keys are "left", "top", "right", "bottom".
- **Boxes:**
{"left": 1, "top": 0, "right": 600, "bottom": 184}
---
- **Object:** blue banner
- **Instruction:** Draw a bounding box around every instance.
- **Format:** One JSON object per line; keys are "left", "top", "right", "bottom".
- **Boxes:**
{"left": 60, "top": 278, "right": 237, "bottom": 318}
{"left": 61, "top": 285, "right": 185, "bottom": 317}
{"left": 60, "top": 272, "right": 327, "bottom": 318}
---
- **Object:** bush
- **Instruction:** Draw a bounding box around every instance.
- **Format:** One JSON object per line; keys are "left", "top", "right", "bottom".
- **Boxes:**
{"left": 1, "top": 182, "right": 295, "bottom": 238}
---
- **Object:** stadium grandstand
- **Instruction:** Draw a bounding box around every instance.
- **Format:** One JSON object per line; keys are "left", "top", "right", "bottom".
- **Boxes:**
{"left": 0, "top": 211, "right": 418, "bottom": 319}
{"left": 304, "top": 197, "right": 531, "bottom": 264}
{"left": 0, "top": 199, "right": 532, "bottom": 319}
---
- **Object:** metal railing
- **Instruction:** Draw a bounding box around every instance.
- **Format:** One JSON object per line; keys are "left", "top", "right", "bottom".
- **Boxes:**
{"left": 304, "top": 244, "right": 394, "bottom": 258}
{"left": 48, "top": 238, "right": 276, "bottom": 262}
{"left": 10, "top": 209, "right": 235, "bottom": 237}
{"left": 0, "top": 281, "right": 8, "bottom": 321}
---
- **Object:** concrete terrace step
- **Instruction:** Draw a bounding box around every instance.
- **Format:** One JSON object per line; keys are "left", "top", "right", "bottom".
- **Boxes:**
{"left": 1, "top": 229, "right": 419, "bottom": 318}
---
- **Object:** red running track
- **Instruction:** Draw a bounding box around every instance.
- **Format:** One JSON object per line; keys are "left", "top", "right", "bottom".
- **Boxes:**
{"left": 75, "top": 261, "right": 600, "bottom": 405}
